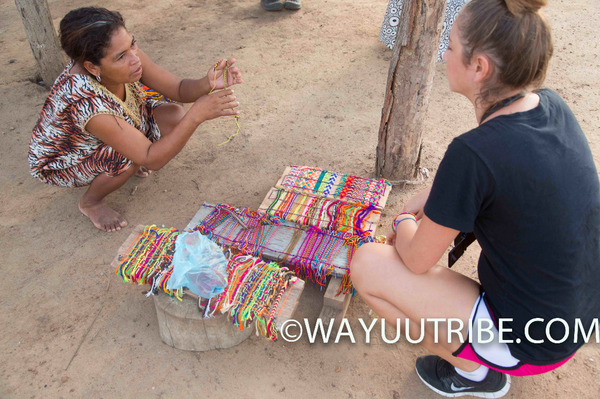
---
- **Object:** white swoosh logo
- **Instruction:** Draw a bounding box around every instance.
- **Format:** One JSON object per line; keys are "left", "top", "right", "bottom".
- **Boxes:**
{"left": 451, "top": 383, "right": 471, "bottom": 392}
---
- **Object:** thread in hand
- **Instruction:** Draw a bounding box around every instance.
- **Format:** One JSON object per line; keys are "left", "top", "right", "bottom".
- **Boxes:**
{"left": 209, "top": 59, "right": 240, "bottom": 146}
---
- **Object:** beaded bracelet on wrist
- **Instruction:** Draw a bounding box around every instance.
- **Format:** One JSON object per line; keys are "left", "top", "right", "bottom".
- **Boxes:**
{"left": 392, "top": 212, "right": 417, "bottom": 233}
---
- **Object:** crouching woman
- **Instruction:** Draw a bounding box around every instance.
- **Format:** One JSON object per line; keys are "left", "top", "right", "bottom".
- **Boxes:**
{"left": 29, "top": 7, "right": 242, "bottom": 232}
{"left": 351, "top": 0, "right": 600, "bottom": 397}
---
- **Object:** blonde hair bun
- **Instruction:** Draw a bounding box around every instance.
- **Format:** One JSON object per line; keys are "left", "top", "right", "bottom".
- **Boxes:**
{"left": 505, "top": 0, "right": 547, "bottom": 15}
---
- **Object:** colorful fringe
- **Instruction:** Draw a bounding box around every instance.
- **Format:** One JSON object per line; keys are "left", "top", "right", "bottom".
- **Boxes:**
{"left": 207, "top": 255, "right": 296, "bottom": 341}
{"left": 115, "top": 225, "right": 183, "bottom": 300}
{"left": 194, "top": 204, "right": 374, "bottom": 295}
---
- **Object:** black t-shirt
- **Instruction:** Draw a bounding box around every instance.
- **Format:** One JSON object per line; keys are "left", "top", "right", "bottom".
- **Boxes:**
{"left": 424, "top": 89, "right": 600, "bottom": 365}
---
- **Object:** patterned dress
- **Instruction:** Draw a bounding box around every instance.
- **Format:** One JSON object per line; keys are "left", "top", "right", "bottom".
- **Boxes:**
{"left": 29, "top": 62, "right": 163, "bottom": 188}
{"left": 379, "top": 0, "right": 469, "bottom": 61}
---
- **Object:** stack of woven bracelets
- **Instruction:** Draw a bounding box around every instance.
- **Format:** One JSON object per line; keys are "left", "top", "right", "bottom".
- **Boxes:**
{"left": 115, "top": 225, "right": 297, "bottom": 340}
{"left": 116, "top": 225, "right": 183, "bottom": 299}
{"left": 205, "top": 254, "right": 295, "bottom": 340}
{"left": 261, "top": 188, "right": 380, "bottom": 236}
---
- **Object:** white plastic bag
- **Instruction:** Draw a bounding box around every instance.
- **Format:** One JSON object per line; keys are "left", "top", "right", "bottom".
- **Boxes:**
{"left": 166, "top": 231, "right": 228, "bottom": 298}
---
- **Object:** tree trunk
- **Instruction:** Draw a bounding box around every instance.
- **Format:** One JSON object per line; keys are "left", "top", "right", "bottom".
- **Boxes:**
{"left": 376, "top": 0, "right": 447, "bottom": 181}
{"left": 15, "top": 0, "right": 65, "bottom": 90}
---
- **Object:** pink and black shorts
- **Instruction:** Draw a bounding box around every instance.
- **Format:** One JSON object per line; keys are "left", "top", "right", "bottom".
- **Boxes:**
{"left": 452, "top": 293, "right": 575, "bottom": 376}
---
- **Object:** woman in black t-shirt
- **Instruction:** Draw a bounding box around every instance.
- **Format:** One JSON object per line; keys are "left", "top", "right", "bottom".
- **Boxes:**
{"left": 350, "top": 0, "right": 600, "bottom": 398}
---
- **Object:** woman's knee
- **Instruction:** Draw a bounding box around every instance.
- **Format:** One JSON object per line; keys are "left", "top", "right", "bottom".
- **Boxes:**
{"left": 154, "top": 103, "right": 185, "bottom": 134}
{"left": 351, "top": 243, "right": 379, "bottom": 273}
{"left": 351, "top": 242, "right": 391, "bottom": 290}
{"left": 171, "top": 103, "right": 186, "bottom": 120}
{"left": 101, "top": 162, "right": 140, "bottom": 182}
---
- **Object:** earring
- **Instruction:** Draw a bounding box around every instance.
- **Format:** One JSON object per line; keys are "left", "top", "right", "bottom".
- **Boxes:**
{"left": 96, "top": 74, "right": 101, "bottom": 82}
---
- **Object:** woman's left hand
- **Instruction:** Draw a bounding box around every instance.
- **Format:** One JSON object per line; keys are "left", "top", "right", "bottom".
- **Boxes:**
{"left": 207, "top": 58, "right": 243, "bottom": 91}
{"left": 386, "top": 230, "right": 396, "bottom": 246}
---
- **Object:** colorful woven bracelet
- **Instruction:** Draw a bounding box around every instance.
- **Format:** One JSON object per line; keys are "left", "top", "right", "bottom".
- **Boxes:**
{"left": 392, "top": 212, "right": 417, "bottom": 233}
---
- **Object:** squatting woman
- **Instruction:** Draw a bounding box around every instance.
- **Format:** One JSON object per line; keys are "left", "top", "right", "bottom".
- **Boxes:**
{"left": 351, "top": 0, "right": 600, "bottom": 397}
{"left": 29, "top": 7, "right": 242, "bottom": 232}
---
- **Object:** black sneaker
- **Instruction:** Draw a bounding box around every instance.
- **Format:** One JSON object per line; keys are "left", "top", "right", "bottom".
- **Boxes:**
{"left": 415, "top": 356, "right": 511, "bottom": 398}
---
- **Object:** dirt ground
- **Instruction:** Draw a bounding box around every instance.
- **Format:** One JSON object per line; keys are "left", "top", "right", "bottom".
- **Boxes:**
{"left": 1, "top": 0, "right": 599, "bottom": 398}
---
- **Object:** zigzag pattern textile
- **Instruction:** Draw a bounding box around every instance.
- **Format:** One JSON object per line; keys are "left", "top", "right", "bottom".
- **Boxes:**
{"left": 141, "top": 85, "right": 176, "bottom": 103}
{"left": 279, "top": 166, "right": 390, "bottom": 208}
{"left": 193, "top": 204, "right": 374, "bottom": 294}
{"left": 263, "top": 188, "right": 379, "bottom": 236}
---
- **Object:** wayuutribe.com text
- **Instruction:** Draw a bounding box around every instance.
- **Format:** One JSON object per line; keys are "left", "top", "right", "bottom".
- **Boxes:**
{"left": 279, "top": 318, "right": 600, "bottom": 344}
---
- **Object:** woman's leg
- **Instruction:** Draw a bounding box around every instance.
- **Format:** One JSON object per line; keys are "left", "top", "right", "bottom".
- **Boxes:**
{"left": 153, "top": 103, "right": 186, "bottom": 138}
{"left": 78, "top": 104, "right": 186, "bottom": 231}
{"left": 351, "top": 242, "right": 481, "bottom": 371}
{"left": 135, "top": 103, "right": 187, "bottom": 177}
{"left": 78, "top": 164, "right": 140, "bottom": 232}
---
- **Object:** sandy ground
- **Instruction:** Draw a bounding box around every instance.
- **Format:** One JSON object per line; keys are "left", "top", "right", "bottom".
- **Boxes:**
{"left": 1, "top": 0, "right": 599, "bottom": 398}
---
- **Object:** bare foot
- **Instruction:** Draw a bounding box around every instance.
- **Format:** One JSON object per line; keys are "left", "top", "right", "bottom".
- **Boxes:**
{"left": 136, "top": 166, "right": 153, "bottom": 178}
{"left": 78, "top": 199, "right": 128, "bottom": 232}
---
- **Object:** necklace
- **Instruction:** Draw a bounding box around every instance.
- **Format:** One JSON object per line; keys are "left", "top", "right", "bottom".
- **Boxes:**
{"left": 479, "top": 91, "right": 526, "bottom": 125}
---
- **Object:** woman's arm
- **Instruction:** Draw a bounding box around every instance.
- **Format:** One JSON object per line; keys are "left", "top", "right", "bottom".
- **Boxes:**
{"left": 390, "top": 214, "right": 459, "bottom": 275}
{"left": 85, "top": 89, "right": 238, "bottom": 170}
{"left": 390, "top": 185, "right": 459, "bottom": 273}
{"left": 138, "top": 50, "right": 242, "bottom": 103}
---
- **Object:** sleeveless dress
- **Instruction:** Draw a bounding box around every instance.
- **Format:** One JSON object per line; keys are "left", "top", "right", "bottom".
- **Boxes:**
{"left": 29, "top": 62, "right": 164, "bottom": 188}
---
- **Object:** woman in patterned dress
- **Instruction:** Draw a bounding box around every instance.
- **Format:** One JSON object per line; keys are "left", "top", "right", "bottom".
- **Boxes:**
{"left": 28, "top": 7, "right": 242, "bottom": 232}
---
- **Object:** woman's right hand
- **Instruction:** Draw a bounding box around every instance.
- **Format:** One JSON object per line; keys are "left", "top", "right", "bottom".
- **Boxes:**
{"left": 189, "top": 89, "right": 239, "bottom": 124}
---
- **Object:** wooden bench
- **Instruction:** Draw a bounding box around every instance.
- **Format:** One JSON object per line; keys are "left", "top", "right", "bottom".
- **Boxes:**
{"left": 188, "top": 203, "right": 352, "bottom": 331}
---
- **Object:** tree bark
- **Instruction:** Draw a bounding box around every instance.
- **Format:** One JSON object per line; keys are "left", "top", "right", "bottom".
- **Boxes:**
{"left": 15, "top": 0, "right": 65, "bottom": 90}
{"left": 376, "top": 0, "right": 447, "bottom": 181}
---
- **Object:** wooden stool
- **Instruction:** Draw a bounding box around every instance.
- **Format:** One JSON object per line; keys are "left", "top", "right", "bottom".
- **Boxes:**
{"left": 153, "top": 293, "right": 253, "bottom": 351}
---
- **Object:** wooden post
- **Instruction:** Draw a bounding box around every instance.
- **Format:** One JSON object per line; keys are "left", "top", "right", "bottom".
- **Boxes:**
{"left": 375, "top": 0, "right": 447, "bottom": 181}
{"left": 15, "top": 0, "right": 65, "bottom": 89}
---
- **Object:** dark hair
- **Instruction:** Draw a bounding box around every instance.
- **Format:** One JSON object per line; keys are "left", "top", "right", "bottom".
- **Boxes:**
{"left": 59, "top": 7, "right": 126, "bottom": 66}
{"left": 458, "top": 0, "right": 553, "bottom": 106}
